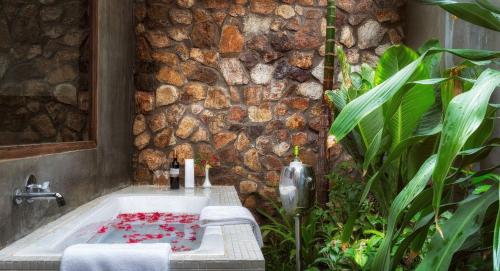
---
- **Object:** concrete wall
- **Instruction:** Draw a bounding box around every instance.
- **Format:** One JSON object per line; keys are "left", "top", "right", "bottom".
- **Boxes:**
{"left": 405, "top": 3, "right": 500, "bottom": 169}
{"left": 0, "top": 0, "right": 135, "bottom": 249}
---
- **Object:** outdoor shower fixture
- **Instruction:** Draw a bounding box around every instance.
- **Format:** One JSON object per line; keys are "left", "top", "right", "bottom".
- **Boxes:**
{"left": 279, "top": 146, "right": 316, "bottom": 271}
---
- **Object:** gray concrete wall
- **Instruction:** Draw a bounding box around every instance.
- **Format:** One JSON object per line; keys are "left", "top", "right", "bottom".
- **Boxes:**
{"left": 0, "top": 0, "right": 135, "bottom": 249}
{"left": 405, "top": 3, "right": 500, "bottom": 169}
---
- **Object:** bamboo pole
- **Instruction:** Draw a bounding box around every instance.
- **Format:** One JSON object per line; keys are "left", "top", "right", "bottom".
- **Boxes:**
{"left": 317, "top": 0, "right": 336, "bottom": 206}
{"left": 323, "top": 0, "right": 336, "bottom": 92}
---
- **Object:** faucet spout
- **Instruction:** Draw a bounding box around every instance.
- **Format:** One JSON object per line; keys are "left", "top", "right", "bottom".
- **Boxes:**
{"left": 14, "top": 191, "right": 66, "bottom": 207}
{"left": 13, "top": 175, "right": 66, "bottom": 207}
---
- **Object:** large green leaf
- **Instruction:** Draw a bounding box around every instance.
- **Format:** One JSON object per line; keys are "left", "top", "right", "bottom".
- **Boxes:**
{"left": 457, "top": 140, "right": 500, "bottom": 169}
{"left": 330, "top": 54, "right": 424, "bottom": 140}
{"left": 418, "top": 0, "right": 500, "bottom": 31}
{"left": 463, "top": 106, "right": 496, "bottom": 149}
{"left": 432, "top": 68, "right": 500, "bottom": 219}
{"left": 418, "top": 40, "right": 443, "bottom": 78}
{"left": 477, "top": 0, "right": 500, "bottom": 13}
{"left": 379, "top": 112, "right": 442, "bottom": 174}
{"left": 358, "top": 110, "right": 384, "bottom": 153}
{"left": 374, "top": 45, "right": 436, "bottom": 151}
{"left": 331, "top": 46, "right": 384, "bottom": 154}
{"left": 375, "top": 45, "right": 422, "bottom": 85}
{"left": 329, "top": 47, "right": 500, "bottom": 141}
{"left": 416, "top": 188, "right": 498, "bottom": 271}
{"left": 372, "top": 155, "right": 437, "bottom": 270}
{"left": 389, "top": 84, "right": 435, "bottom": 151}
{"left": 325, "top": 89, "right": 347, "bottom": 111}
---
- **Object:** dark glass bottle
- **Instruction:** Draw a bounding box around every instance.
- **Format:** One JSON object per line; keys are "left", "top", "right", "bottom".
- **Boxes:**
{"left": 169, "top": 151, "right": 180, "bottom": 189}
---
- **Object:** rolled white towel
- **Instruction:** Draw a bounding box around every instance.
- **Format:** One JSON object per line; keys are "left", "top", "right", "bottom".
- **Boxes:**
{"left": 199, "top": 206, "right": 263, "bottom": 247}
{"left": 60, "top": 243, "right": 171, "bottom": 271}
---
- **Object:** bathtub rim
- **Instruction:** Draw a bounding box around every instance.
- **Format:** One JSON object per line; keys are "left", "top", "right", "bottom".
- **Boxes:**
{"left": 0, "top": 186, "right": 265, "bottom": 270}
{"left": 10, "top": 193, "right": 223, "bottom": 258}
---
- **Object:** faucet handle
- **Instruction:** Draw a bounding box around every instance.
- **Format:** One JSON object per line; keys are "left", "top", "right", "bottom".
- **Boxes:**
{"left": 41, "top": 181, "right": 50, "bottom": 192}
{"left": 25, "top": 181, "right": 50, "bottom": 193}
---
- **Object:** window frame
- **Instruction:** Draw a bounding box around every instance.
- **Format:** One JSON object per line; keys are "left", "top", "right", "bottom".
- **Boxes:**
{"left": 0, "top": 0, "right": 99, "bottom": 160}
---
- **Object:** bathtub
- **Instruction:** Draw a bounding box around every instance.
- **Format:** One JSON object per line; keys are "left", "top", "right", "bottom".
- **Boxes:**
{"left": 14, "top": 194, "right": 224, "bottom": 257}
{"left": 0, "top": 186, "right": 264, "bottom": 270}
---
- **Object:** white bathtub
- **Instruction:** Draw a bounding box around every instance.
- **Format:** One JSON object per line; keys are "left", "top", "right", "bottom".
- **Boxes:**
{"left": 0, "top": 186, "right": 265, "bottom": 271}
{"left": 13, "top": 193, "right": 225, "bottom": 258}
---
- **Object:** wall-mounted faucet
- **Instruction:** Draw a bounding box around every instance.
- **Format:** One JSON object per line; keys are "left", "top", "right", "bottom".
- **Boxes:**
{"left": 13, "top": 175, "right": 66, "bottom": 207}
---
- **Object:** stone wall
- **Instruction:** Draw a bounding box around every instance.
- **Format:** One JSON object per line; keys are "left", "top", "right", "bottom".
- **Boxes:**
{"left": 133, "top": 0, "right": 404, "bottom": 211}
{"left": 335, "top": 0, "right": 404, "bottom": 68}
{"left": 0, "top": 0, "right": 90, "bottom": 145}
{"left": 327, "top": 0, "right": 405, "bottom": 169}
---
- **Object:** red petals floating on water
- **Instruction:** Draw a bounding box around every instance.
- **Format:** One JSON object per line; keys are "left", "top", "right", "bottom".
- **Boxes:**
{"left": 95, "top": 212, "right": 200, "bottom": 250}
{"left": 159, "top": 224, "right": 176, "bottom": 232}
{"left": 171, "top": 245, "right": 191, "bottom": 252}
{"left": 115, "top": 212, "right": 198, "bottom": 224}
{"left": 97, "top": 226, "right": 107, "bottom": 234}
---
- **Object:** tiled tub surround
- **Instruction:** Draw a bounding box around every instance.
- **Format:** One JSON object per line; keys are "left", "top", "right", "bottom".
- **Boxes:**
{"left": 0, "top": 186, "right": 264, "bottom": 271}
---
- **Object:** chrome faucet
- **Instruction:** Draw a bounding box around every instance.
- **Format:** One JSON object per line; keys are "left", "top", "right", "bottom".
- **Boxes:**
{"left": 13, "top": 175, "right": 66, "bottom": 207}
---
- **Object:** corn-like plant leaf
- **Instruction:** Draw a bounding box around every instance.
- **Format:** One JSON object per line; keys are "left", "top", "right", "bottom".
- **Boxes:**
{"left": 330, "top": 48, "right": 500, "bottom": 141}
{"left": 389, "top": 84, "right": 435, "bottom": 151}
{"left": 418, "top": 0, "right": 500, "bottom": 31}
{"left": 375, "top": 45, "right": 422, "bottom": 85}
{"left": 377, "top": 109, "right": 442, "bottom": 174}
{"left": 375, "top": 45, "right": 436, "bottom": 151}
{"left": 416, "top": 188, "right": 498, "bottom": 271}
{"left": 477, "top": 0, "right": 500, "bottom": 13}
{"left": 360, "top": 171, "right": 380, "bottom": 204}
{"left": 391, "top": 213, "right": 434, "bottom": 270}
{"left": 330, "top": 54, "right": 424, "bottom": 140}
{"left": 432, "top": 68, "right": 500, "bottom": 218}
{"left": 358, "top": 110, "right": 384, "bottom": 153}
{"left": 464, "top": 106, "right": 497, "bottom": 149}
{"left": 362, "top": 129, "right": 383, "bottom": 171}
{"left": 372, "top": 155, "right": 437, "bottom": 270}
{"left": 418, "top": 40, "right": 443, "bottom": 78}
{"left": 325, "top": 89, "right": 347, "bottom": 111}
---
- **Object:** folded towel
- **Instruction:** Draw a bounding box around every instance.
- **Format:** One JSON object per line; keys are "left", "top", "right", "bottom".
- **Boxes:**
{"left": 199, "top": 206, "right": 263, "bottom": 247}
{"left": 60, "top": 243, "right": 171, "bottom": 271}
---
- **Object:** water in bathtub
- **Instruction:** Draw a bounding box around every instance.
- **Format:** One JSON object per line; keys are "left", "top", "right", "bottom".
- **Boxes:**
{"left": 87, "top": 212, "right": 203, "bottom": 252}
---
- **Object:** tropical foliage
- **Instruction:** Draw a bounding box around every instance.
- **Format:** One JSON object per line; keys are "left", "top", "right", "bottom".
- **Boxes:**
{"left": 261, "top": 3, "right": 499, "bottom": 270}
{"left": 327, "top": 39, "right": 500, "bottom": 270}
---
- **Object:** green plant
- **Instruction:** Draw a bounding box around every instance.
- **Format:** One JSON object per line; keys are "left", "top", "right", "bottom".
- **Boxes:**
{"left": 418, "top": 0, "right": 500, "bottom": 32}
{"left": 258, "top": 200, "right": 325, "bottom": 270}
{"left": 259, "top": 165, "right": 387, "bottom": 271}
{"left": 328, "top": 40, "right": 500, "bottom": 271}
{"left": 312, "top": 162, "right": 388, "bottom": 270}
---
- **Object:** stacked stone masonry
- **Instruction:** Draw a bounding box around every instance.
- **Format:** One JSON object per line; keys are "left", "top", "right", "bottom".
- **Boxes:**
{"left": 0, "top": 0, "right": 91, "bottom": 145}
{"left": 133, "top": 0, "right": 404, "bottom": 212}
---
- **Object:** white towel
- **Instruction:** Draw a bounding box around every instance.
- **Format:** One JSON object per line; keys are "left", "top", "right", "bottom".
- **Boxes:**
{"left": 199, "top": 206, "right": 263, "bottom": 247}
{"left": 60, "top": 243, "right": 171, "bottom": 271}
